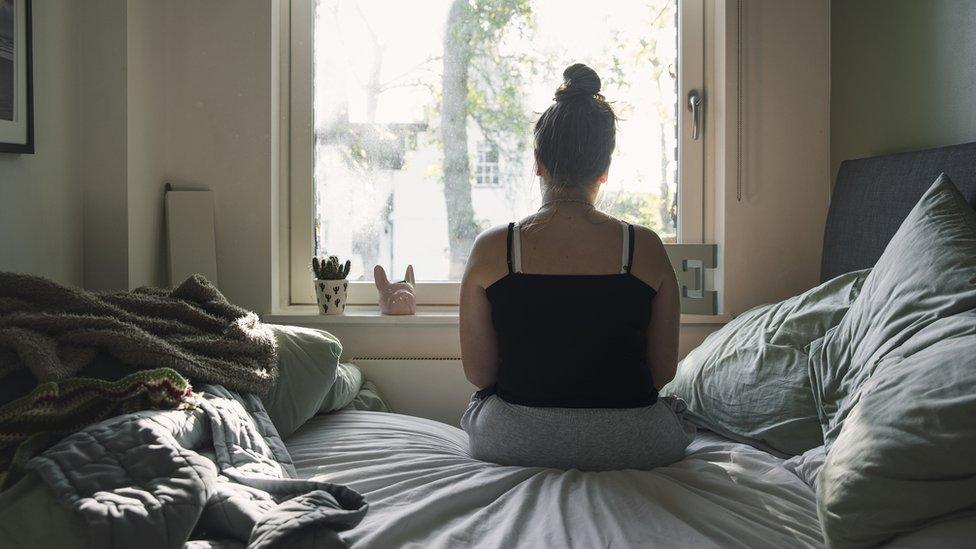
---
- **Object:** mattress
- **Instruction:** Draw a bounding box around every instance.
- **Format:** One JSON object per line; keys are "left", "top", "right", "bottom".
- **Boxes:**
{"left": 287, "top": 411, "right": 823, "bottom": 548}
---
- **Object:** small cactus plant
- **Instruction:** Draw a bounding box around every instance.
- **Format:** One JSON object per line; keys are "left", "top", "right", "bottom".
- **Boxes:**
{"left": 312, "top": 255, "right": 351, "bottom": 280}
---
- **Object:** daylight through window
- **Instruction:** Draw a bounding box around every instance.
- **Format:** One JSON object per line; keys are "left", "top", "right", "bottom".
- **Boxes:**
{"left": 312, "top": 0, "right": 679, "bottom": 282}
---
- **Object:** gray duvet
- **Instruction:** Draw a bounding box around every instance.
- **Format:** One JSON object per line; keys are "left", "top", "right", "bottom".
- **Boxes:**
{"left": 24, "top": 385, "right": 367, "bottom": 549}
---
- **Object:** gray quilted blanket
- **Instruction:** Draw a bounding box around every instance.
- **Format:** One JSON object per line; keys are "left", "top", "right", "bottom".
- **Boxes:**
{"left": 25, "top": 385, "right": 367, "bottom": 548}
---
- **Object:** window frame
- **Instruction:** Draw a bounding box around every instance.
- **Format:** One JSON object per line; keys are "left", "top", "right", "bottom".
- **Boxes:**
{"left": 286, "top": 0, "right": 707, "bottom": 307}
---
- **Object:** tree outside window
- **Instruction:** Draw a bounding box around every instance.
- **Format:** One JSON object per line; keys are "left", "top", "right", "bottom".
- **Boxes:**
{"left": 313, "top": 0, "right": 677, "bottom": 281}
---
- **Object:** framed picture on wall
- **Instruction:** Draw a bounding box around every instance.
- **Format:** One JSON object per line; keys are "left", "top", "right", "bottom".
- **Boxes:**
{"left": 0, "top": 0, "right": 32, "bottom": 154}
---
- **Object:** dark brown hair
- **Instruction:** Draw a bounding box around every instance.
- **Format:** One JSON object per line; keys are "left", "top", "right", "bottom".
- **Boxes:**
{"left": 533, "top": 63, "right": 618, "bottom": 188}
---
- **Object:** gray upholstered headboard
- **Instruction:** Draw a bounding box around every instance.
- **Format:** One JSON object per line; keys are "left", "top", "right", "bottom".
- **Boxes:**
{"left": 820, "top": 141, "right": 976, "bottom": 282}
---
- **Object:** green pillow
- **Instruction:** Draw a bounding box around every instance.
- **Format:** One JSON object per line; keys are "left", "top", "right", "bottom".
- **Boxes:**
{"left": 809, "top": 175, "right": 976, "bottom": 547}
{"left": 318, "top": 362, "right": 365, "bottom": 414}
{"left": 663, "top": 268, "right": 869, "bottom": 455}
{"left": 818, "top": 319, "right": 976, "bottom": 548}
{"left": 808, "top": 174, "right": 976, "bottom": 449}
{"left": 344, "top": 380, "right": 391, "bottom": 412}
{"left": 263, "top": 324, "right": 343, "bottom": 438}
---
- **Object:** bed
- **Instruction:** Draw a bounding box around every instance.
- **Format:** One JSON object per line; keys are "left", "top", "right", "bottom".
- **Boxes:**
{"left": 284, "top": 142, "right": 976, "bottom": 548}
{"left": 288, "top": 412, "right": 822, "bottom": 547}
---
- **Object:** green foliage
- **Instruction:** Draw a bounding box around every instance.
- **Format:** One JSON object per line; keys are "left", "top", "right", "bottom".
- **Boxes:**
{"left": 602, "top": 191, "right": 665, "bottom": 232}
{"left": 465, "top": 1, "right": 535, "bottom": 163}
{"left": 602, "top": 0, "right": 678, "bottom": 238}
{"left": 467, "top": 0, "right": 534, "bottom": 45}
{"left": 312, "top": 255, "right": 352, "bottom": 280}
{"left": 425, "top": 0, "right": 536, "bottom": 167}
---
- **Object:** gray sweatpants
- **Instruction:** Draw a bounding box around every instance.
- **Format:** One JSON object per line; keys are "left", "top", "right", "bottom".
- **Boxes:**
{"left": 461, "top": 393, "right": 695, "bottom": 471}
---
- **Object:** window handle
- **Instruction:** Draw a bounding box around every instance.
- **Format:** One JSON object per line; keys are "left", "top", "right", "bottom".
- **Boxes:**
{"left": 687, "top": 89, "right": 703, "bottom": 140}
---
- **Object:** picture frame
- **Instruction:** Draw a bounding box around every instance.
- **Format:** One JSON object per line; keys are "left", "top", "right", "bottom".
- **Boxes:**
{"left": 0, "top": 0, "right": 32, "bottom": 154}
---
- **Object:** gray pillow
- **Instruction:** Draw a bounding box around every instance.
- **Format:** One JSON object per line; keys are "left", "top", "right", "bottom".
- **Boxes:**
{"left": 818, "top": 321, "right": 976, "bottom": 547}
{"left": 343, "top": 380, "right": 391, "bottom": 412}
{"left": 263, "top": 324, "right": 343, "bottom": 438}
{"left": 318, "top": 362, "right": 365, "bottom": 414}
{"left": 808, "top": 174, "right": 976, "bottom": 449}
{"left": 810, "top": 174, "right": 976, "bottom": 547}
{"left": 663, "top": 268, "right": 869, "bottom": 455}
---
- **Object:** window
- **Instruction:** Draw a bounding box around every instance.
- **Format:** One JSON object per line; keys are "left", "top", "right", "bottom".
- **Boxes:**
{"left": 289, "top": 0, "right": 705, "bottom": 305}
{"left": 474, "top": 140, "right": 500, "bottom": 188}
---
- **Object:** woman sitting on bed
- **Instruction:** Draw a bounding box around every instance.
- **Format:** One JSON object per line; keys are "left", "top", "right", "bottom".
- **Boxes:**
{"left": 459, "top": 63, "right": 694, "bottom": 471}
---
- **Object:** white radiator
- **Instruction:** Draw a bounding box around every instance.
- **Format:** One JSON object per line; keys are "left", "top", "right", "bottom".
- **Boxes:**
{"left": 350, "top": 358, "right": 474, "bottom": 426}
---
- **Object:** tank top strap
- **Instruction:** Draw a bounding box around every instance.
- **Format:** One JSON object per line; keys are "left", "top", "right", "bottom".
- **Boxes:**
{"left": 511, "top": 222, "right": 523, "bottom": 273}
{"left": 622, "top": 223, "right": 636, "bottom": 273}
{"left": 506, "top": 222, "right": 515, "bottom": 273}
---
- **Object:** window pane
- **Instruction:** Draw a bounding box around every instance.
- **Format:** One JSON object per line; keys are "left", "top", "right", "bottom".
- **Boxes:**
{"left": 313, "top": 0, "right": 678, "bottom": 282}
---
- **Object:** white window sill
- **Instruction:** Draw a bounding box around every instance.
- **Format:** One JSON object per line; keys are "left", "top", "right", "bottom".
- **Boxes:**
{"left": 265, "top": 305, "right": 462, "bottom": 326}
{"left": 265, "top": 306, "right": 731, "bottom": 327}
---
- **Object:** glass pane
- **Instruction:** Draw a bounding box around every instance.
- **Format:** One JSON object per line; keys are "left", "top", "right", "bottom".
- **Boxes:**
{"left": 313, "top": 0, "right": 678, "bottom": 282}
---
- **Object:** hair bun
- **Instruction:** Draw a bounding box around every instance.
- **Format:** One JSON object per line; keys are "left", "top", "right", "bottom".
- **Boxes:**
{"left": 554, "top": 63, "right": 601, "bottom": 102}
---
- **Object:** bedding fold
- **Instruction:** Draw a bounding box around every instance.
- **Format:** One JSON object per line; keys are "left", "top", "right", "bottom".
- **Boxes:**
{"left": 24, "top": 384, "right": 367, "bottom": 549}
{"left": 287, "top": 411, "right": 825, "bottom": 548}
{"left": 663, "top": 269, "right": 869, "bottom": 455}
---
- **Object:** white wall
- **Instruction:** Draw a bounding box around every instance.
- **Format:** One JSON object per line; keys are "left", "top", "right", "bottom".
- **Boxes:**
{"left": 125, "top": 0, "right": 168, "bottom": 289}
{"left": 153, "top": 1, "right": 277, "bottom": 312}
{"left": 0, "top": 1, "right": 84, "bottom": 285}
{"left": 110, "top": 0, "right": 278, "bottom": 311}
{"left": 79, "top": 0, "right": 128, "bottom": 291}
{"left": 74, "top": 0, "right": 278, "bottom": 310}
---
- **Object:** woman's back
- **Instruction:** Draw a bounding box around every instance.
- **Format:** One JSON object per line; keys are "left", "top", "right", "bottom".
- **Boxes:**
{"left": 458, "top": 63, "right": 689, "bottom": 471}
{"left": 485, "top": 208, "right": 658, "bottom": 407}
{"left": 510, "top": 207, "right": 633, "bottom": 275}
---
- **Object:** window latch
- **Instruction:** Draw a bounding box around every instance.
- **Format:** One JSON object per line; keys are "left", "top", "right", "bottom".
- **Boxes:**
{"left": 687, "top": 89, "right": 703, "bottom": 140}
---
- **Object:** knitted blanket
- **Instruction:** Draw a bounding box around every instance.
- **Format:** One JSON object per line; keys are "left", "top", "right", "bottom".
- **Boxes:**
{"left": 0, "top": 367, "right": 192, "bottom": 488}
{"left": 0, "top": 272, "right": 278, "bottom": 396}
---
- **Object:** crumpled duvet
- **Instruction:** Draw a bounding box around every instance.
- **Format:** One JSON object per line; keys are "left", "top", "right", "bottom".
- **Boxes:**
{"left": 24, "top": 385, "right": 367, "bottom": 549}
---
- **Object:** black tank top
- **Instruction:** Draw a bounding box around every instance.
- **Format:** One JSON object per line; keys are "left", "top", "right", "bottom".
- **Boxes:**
{"left": 485, "top": 221, "right": 659, "bottom": 408}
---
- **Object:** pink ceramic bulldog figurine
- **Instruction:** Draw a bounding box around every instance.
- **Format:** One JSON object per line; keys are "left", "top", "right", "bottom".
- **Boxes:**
{"left": 374, "top": 265, "right": 417, "bottom": 315}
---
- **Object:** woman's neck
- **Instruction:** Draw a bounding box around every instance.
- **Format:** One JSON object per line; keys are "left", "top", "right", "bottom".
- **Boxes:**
{"left": 540, "top": 184, "right": 599, "bottom": 207}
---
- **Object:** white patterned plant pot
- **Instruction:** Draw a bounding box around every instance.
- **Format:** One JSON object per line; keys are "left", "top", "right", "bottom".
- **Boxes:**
{"left": 314, "top": 279, "right": 348, "bottom": 315}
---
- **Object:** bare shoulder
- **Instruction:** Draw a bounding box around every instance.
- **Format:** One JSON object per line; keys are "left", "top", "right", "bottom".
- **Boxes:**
{"left": 471, "top": 223, "right": 510, "bottom": 258}
{"left": 632, "top": 224, "right": 667, "bottom": 251}
{"left": 464, "top": 223, "right": 511, "bottom": 288}
{"left": 629, "top": 224, "right": 674, "bottom": 291}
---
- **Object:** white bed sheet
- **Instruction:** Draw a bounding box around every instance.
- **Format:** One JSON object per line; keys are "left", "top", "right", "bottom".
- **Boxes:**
{"left": 287, "top": 411, "right": 823, "bottom": 548}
